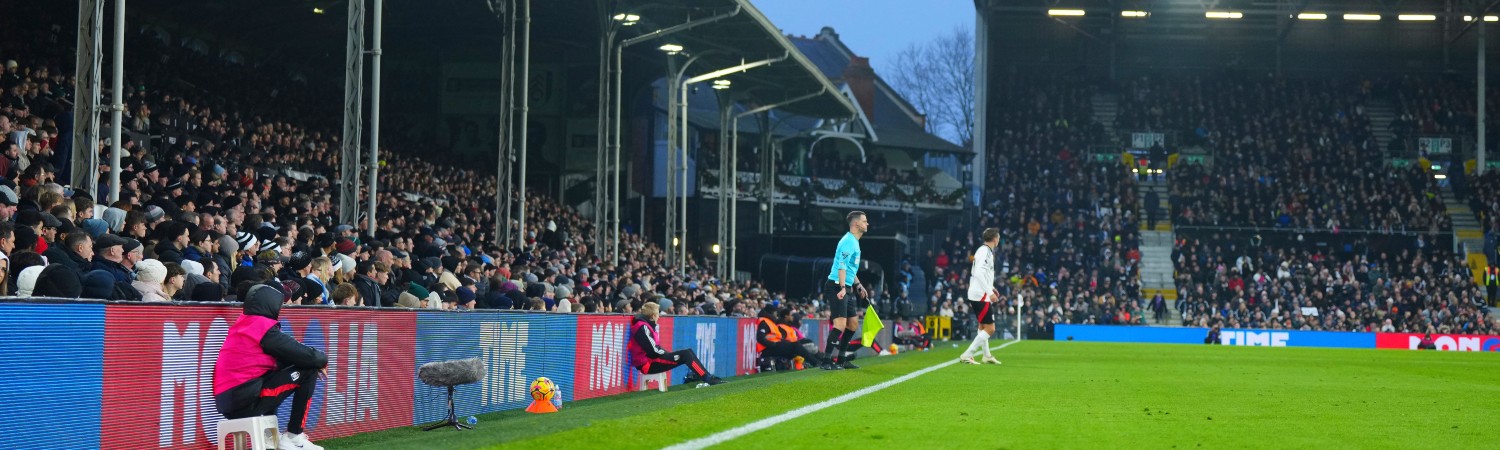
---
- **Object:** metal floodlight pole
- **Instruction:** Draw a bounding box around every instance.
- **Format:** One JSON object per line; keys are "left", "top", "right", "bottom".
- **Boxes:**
{"left": 109, "top": 0, "right": 126, "bottom": 203}
{"left": 367, "top": 0, "right": 384, "bottom": 235}
{"left": 516, "top": 0, "right": 532, "bottom": 250}
{"left": 339, "top": 0, "right": 366, "bottom": 226}
{"left": 726, "top": 88, "right": 826, "bottom": 281}
{"left": 496, "top": 0, "right": 518, "bottom": 247}
{"left": 74, "top": 0, "right": 104, "bottom": 198}
{"left": 679, "top": 54, "right": 788, "bottom": 272}
{"left": 1482, "top": 11, "right": 1490, "bottom": 176}
{"left": 614, "top": 5, "right": 743, "bottom": 266}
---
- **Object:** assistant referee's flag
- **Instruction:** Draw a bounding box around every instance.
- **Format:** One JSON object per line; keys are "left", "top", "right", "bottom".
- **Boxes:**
{"left": 862, "top": 305, "right": 884, "bottom": 347}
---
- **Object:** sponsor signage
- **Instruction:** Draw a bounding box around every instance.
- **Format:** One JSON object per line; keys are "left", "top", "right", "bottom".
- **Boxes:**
{"left": 1375, "top": 333, "right": 1500, "bottom": 352}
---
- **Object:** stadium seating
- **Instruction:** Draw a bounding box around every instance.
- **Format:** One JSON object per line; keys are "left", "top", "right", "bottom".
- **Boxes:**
{"left": 0, "top": 2, "right": 787, "bottom": 321}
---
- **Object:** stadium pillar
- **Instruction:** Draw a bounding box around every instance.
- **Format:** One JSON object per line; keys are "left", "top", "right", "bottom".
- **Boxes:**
{"left": 665, "top": 55, "right": 678, "bottom": 268}
{"left": 517, "top": 0, "right": 531, "bottom": 250}
{"left": 1481, "top": 14, "right": 1489, "bottom": 175}
{"left": 717, "top": 99, "right": 731, "bottom": 280}
{"left": 971, "top": 3, "right": 990, "bottom": 216}
{"left": 72, "top": 0, "right": 104, "bottom": 198}
{"left": 367, "top": 0, "right": 383, "bottom": 236}
{"left": 596, "top": 15, "right": 617, "bottom": 259}
{"left": 107, "top": 0, "right": 125, "bottom": 204}
{"left": 494, "top": 0, "right": 517, "bottom": 248}
{"left": 339, "top": 0, "right": 366, "bottom": 226}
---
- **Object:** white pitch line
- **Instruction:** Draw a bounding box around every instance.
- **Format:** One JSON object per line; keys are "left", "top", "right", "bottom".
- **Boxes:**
{"left": 664, "top": 339, "right": 1022, "bottom": 450}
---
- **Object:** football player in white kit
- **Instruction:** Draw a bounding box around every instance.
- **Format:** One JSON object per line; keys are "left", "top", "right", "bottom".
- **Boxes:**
{"left": 960, "top": 228, "right": 1003, "bottom": 365}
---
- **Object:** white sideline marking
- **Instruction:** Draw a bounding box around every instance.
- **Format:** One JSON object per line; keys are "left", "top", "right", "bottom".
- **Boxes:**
{"left": 664, "top": 339, "right": 1021, "bottom": 450}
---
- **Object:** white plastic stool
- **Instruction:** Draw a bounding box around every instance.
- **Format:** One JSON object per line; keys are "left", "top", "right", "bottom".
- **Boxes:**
{"left": 217, "top": 415, "right": 279, "bottom": 450}
{"left": 637, "top": 371, "right": 668, "bottom": 392}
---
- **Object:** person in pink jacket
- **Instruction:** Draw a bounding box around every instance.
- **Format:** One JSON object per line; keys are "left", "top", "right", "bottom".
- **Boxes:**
{"left": 213, "top": 284, "right": 328, "bottom": 450}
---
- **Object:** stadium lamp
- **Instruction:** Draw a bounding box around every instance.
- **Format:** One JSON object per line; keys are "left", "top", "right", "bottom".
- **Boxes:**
{"left": 712, "top": 244, "right": 721, "bottom": 254}
{"left": 312, "top": 7, "right": 325, "bottom": 14}
{"left": 1464, "top": 15, "right": 1499, "bottom": 22}
{"left": 1048, "top": 9, "right": 1086, "bottom": 17}
{"left": 1205, "top": 11, "right": 1243, "bottom": 19}
{"left": 1296, "top": 13, "right": 1327, "bottom": 20}
{"left": 1121, "top": 11, "right": 1149, "bottom": 18}
{"left": 672, "top": 237, "right": 680, "bottom": 247}
{"left": 1343, "top": 14, "right": 1381, "bottom": 21}
{"left": 1398, "top": 14, "right": 1436, "bottom": 21}
{"left": 659, "top": 44, "right": 684, "bottom": 55}
{"left": 711, "top": 79, "right": 731, "bottom": 90}
{"left": 612, "top": 13, "right": 641, "bottom": 26}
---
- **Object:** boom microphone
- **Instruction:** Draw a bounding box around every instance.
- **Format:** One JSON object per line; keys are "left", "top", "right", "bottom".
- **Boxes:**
{"left": 418, "top": 358, "right": 486, "bottom": 387}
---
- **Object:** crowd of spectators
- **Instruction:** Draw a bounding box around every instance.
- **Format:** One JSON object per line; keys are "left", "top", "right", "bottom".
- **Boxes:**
{"left": 0, "top": 2, "right": 816, "bottom": 322}
{"left": 920, "top": 74, "right": 1143, "bottom": 339}
{"left": 1114, "top": 75, "right": 1450, "bottom": 232}
{"left": 1171, "top": 234, "right": 1495, "bottom": 334}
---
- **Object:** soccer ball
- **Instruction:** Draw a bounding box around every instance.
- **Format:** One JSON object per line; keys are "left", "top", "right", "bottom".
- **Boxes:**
{"left": 529, "top": 377, "right": 555, "bottom": 402}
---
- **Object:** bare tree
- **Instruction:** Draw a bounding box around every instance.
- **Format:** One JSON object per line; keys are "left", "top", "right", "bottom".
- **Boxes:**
{"left": 883, "top": 26, "right": 975, "bottom": 147}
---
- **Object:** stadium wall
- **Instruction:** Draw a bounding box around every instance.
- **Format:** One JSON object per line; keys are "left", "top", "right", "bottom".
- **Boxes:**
{"left": 0, "top": 300, "right": 827, "bottom": 450}
{"left": 1056, "top": 325, "right": 1500, "bottom": 352}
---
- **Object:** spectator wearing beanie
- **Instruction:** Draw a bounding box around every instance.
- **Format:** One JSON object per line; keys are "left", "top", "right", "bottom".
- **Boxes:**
{"left": 81, "top": 270, "right": 115, "bottom": 300}
{"left": 438, "top": 256, "right": 462, "bottom": 291}
{"left": 456, "top": 286, "right": 477, "bottom": 310}
{"left": 15, "top": 265, "right": 43, "bottom": 297}
{"left": 133, "top": 259, "right": 169, "bottom": 302}
{"left": 33, "top": 264, "right": 82, "bottom": 298}
{"left": 178, "top": 260, "right": 206, "bottom": 300}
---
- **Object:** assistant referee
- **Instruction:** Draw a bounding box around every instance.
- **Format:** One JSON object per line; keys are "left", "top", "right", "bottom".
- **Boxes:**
{"left": 822, "top": 211, "right": 868, "bottom": 370}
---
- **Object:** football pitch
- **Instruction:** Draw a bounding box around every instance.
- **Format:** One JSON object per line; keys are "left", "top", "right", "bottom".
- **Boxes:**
{"left": 322, "top": 340, "right": 1500, "bottom": 449}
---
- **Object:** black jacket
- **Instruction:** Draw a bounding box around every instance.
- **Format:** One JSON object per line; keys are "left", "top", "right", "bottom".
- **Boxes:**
{"left": 49, "top": 245, "right": 91, "bottom": 276}
{"left": 352, "top": 274, "right": 384, "bottom": 308}
{"left": 244, "top": 284, "right": 327, "bottom": 369}
{"left": 155, "top": 241, "right": 185, "bottom": 264}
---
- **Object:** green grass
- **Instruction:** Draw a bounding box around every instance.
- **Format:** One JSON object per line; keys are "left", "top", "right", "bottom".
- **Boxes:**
{"left": 321, "top": 341, "right": 1500, "bottom": 449}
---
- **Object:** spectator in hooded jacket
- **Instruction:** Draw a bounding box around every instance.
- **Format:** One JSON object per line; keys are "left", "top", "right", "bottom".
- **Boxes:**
{"left": 213, "top": 284, "right": 328, "bottom": 450}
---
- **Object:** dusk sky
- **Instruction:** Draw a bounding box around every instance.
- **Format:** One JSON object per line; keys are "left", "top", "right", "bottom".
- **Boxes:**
{"left": 750, "top": 0, "right": 976, "bottom": 73}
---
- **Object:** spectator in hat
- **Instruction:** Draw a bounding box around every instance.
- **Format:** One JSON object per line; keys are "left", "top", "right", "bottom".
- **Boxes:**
{"left": 31, "top": 264, "right": 82, "bottom": 298}
{"left": 456, "top": 286, "right": 477, "bottom": 310}
{"left": 177, "top": 259, "right": 206, "bottom": 300}
{"left": 0, "top": 184, "right": 17, "bottom": 221}
{"left": 81, "top": 270, "right": 116, "bottom": 300}
{"left": 133, "top": 259, "right": 170, "bottom": 302}
{"left": 15, "top": 265, "right": 44, "bottom": 297}
{"left": 91, "top": 234, "right": 132, "bottom": 284}
{"left": 123, "top": 238, "right": 144, "bottom": 270}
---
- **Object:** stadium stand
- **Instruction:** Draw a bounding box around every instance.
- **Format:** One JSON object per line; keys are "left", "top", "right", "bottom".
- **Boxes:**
{"left": 927, "top": 74, "right": 1144, "bottom": 339}
{"left": 0, "top": 2, "right": 799, "bottom": 321}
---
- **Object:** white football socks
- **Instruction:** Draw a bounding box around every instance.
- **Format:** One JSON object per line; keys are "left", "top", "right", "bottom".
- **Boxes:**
{"left": 963, "top": 330, "right": 989, "bottom": 358}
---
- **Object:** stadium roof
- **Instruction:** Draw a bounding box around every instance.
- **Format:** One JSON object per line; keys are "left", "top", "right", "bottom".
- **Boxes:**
{"left": 620, "top": 0, "right": 858, "bottom": 118}
{"left": 981, "top": 0, "right": 1500, "bottom": 74}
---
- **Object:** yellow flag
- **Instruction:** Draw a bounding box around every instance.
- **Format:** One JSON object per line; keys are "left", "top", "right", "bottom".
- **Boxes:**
{"left": 862, "top": 305, "right": 884, "bottom": 347}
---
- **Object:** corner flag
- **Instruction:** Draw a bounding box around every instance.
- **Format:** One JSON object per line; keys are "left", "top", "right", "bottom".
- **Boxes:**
{"left": 862, "top": 305, "right": 884, "bottom": 347}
